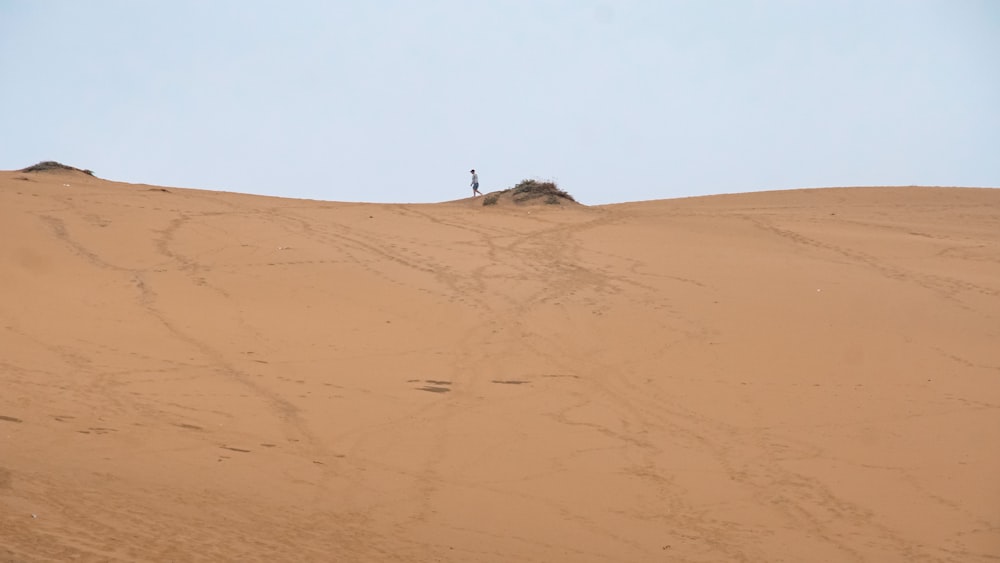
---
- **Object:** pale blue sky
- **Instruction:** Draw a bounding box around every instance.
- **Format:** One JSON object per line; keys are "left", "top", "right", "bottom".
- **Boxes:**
{"left": 2, "top": 1, "right": 997, "bottom": 204}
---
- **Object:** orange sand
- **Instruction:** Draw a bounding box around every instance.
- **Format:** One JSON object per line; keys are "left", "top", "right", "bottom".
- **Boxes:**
{"left": 1, "top": 169, "right": 998, "bottom": 561}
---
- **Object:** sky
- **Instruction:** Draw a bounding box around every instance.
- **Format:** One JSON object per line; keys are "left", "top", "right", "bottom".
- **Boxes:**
{"left": 1, "top": 1, "right": 998, "bottom": 205}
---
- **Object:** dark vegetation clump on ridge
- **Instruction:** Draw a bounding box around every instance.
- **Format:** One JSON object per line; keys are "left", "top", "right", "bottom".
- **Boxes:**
{"left": 21, "top": 161, "right": 94, "bottom": 176}
{"left": 483, "top": 179, "right": 575, "bottom": 206}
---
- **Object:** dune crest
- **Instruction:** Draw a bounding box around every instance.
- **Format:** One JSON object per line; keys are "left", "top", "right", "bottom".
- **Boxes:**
{"left": 1, "top": 170, "right": 998, "bottom": 562}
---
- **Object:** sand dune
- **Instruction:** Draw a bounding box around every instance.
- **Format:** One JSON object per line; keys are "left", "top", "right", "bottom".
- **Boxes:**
{"left": 1, "top": 168, "right": 998, "bottom": 562}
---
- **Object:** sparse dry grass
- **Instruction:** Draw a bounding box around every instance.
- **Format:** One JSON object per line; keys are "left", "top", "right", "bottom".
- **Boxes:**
{"left": 483, "top": 179, "right": 575, "bottom": 206}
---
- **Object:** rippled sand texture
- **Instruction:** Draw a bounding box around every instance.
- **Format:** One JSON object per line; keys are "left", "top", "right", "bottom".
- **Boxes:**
{"left": 1, "top": 169, "right": 998, "bottom": 562}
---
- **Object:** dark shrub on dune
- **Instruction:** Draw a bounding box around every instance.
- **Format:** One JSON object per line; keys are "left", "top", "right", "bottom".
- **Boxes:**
{"left": 483, "top": 179, "right": 576, "bottom": 206}
{"left": 21, "top": 161, "right": 94, "bottom": 175}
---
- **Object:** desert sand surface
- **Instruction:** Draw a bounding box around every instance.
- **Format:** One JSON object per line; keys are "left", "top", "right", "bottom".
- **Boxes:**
{"left": 1, "top": 167, "right": 998, "bottom": 562}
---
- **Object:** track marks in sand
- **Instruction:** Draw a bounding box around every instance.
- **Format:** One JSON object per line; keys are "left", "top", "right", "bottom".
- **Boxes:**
{"left": 20, "top": 197, "right": 348, "bottom": 497}
{"left": 39, "top": 215, "right": 120, "bottom": 271}
{"left": 316, "top": 208, "right": 726, "bottom": 558}
{"left": 745, "top": 214, "right": 1000, "bottom": 304}
{"left": 585, "top": 371, "right": 982, "bottom": 561}
{"left": 7, "top": 183, "right": 997, "bottom": 561}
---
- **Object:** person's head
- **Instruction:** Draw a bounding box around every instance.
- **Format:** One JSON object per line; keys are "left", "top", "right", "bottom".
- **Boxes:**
{"left": 470, "top": 169, "right": 475, "bottom": 173}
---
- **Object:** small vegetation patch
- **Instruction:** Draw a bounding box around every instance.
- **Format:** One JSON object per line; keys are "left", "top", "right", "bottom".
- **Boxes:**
{"left": 511, "top": 179, "right": 574, "bottom": 203}
{"left": 20, "top": 161, "right": 94, "bottom": 176}
{"left": 482, "top": 179, "right": 576, "bottom": 207}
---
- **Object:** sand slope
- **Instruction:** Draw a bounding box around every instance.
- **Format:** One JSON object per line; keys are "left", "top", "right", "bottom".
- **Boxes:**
{"left": 1, "top": 170, "right": 998, "bottom": 562}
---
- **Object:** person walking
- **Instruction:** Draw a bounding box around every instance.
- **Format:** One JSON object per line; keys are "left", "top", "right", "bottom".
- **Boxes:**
{"left": 470, "top": 169, "right": 482, "bottom": 197}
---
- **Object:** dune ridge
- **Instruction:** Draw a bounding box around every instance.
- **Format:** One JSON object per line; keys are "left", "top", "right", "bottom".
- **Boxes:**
{"left": 1, "top": 170, "right": 998, "bottom": 562}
